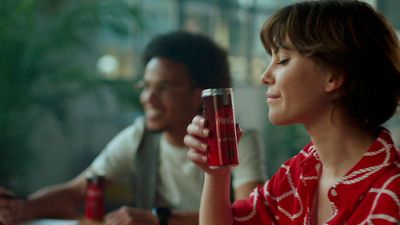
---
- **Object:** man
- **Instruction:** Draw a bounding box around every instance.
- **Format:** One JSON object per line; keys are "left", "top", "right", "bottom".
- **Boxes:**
{"left": 0, "top": 31, "right": 265, "bottom": 225}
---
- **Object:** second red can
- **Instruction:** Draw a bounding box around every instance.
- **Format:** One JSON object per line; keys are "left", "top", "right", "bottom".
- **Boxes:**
{"left": 201, "top": 88, "right": 239, "bottom": 168}
{"left": 84, "top": 173, "right": 105, "bottom": 221}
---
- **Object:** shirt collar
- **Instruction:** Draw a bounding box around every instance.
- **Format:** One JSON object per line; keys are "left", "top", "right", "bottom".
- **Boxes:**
{"left": 301, "top": 128, "right": 399, "bottom": 213}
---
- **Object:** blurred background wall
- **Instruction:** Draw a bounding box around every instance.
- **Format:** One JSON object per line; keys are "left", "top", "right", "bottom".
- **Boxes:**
{"left": 1, "top": 0, "right": 399, "bottom": 195}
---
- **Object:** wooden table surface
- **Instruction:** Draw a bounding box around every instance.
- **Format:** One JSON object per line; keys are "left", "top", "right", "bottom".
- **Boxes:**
{"left": 79, "top": 218, "right": 105, "bottom": 225}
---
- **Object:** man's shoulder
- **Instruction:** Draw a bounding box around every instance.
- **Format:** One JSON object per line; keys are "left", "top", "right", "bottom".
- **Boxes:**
{"left": 112, "top": 115, "right": 147, "bottom": 143}
{"left": 122, "top": 114, "right": 145, "bottom": 130}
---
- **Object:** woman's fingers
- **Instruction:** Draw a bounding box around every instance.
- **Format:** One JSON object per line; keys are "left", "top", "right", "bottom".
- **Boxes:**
{"left": 185, "top": 115, "right": 209, "bottom": 152}
{"left": 187, "top": 148, "right": 207, "bottom": 163}
{"left": 187, "top": 148, "right": 209, "bottom": 172}
{"left": 192, "top": 115, "right": 206, "bottom": 126}
{"left": 184, "top": 134, "right": 207, "bottom": 152}
{"left": 187, "top": 118, "right": 209, "bottom": 138}
{"left": 186, "top": 115, "right": 215, "bottom": 171}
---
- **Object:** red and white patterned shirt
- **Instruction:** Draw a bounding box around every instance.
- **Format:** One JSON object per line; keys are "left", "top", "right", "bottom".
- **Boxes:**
{"left": 232, "top": 129, "right": 400, "bottom": 224}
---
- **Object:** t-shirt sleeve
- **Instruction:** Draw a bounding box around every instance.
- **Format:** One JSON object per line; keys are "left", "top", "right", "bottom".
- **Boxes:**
{"left": 232, "top": 129, "right": 267, "bottom": 188}
{"left": 89, "top": 117, "right": 145, "bottom": 180}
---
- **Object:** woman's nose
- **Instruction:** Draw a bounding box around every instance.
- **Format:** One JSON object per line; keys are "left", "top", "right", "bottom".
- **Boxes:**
{"left": 260, "top": 64, "right": 274, "bottom": 85}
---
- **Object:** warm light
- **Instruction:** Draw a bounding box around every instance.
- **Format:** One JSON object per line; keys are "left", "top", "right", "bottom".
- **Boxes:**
{"left": 97, "top": 54, "right": 119, "bottom": 77}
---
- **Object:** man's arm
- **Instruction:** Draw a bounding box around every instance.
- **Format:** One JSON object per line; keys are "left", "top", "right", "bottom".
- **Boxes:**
{"left": 0, "top": 172, "right": 87, "bottom": 225}
{"left": 26, "top": 173, "right": 87, "bottom": 218}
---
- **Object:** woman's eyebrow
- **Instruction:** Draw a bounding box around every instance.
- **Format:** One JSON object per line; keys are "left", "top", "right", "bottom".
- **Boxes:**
{"left": 272, "top": 45, "right": 291, "bottom": 54}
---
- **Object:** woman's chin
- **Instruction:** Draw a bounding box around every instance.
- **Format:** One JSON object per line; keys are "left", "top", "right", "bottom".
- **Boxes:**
{"left": 268, "top": 115, "right": 292, "bottom": 126}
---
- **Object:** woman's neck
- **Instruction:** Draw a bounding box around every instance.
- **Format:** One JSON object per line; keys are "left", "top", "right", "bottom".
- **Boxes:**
{"left": 306, "top": 113, "right": 375, "bottom": 178}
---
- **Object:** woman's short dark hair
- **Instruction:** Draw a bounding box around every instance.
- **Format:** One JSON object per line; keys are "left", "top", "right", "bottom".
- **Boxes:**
{"left": 261, "top": 0, "right": 400, "bottom": 130}
{"left": 142, "top": 31, "right": 231, "bottom": 89}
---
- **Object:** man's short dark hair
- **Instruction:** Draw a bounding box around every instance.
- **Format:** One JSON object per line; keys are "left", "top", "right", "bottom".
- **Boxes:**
{"left": 142, "top": 31, "right": 231, "bottom": 89}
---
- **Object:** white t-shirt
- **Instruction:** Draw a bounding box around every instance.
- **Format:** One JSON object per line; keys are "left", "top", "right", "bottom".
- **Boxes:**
{"left": 90, "top": 116, "right": 265, "bottom": 210}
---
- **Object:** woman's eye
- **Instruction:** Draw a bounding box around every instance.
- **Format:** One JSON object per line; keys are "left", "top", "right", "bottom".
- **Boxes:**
{"left": 277, "top": 59, "right": 289, "bottom": 65}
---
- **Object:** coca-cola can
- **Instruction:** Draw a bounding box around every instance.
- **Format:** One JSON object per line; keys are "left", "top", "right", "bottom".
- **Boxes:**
{"left": 85, "top": 173, "right": 105, "bottom": 221}
{"left": 201, "top": 88, "right": 239, "bottom": 168}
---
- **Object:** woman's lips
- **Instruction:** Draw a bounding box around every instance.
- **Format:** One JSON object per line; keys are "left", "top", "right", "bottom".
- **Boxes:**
{"left": 266, "top": 93, "right": 280, "bottom": 103}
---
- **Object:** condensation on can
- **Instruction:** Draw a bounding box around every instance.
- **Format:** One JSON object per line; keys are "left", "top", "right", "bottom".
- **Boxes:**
{"left": 201, "top": 88, "right": 239, "bottom": 168}
{"left": 84, "top": 172, "right": 105, "bottom": 221}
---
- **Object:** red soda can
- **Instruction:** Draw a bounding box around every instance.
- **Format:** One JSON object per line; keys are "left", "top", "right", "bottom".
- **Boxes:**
{"left": 85, "top": 173, "right": 105, "bottom": 221}
{"left": 201, "top": 88, "right": 239, "bottom": 168}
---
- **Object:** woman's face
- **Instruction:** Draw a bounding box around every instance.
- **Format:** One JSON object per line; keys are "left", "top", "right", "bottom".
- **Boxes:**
{"left": 261, "top": 43, "right": 335, "bottom": 127}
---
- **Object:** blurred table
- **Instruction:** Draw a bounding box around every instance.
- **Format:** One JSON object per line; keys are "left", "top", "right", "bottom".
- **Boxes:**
{"left": 21, "top": 218, "right": 105, "bottom": 225}
{"left": 79, "top": 218, "right": 105, "bottom": 225}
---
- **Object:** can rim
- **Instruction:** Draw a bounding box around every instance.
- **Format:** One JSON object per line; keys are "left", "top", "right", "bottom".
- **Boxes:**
{"left": 85, "top": 171, "right": 105, "bottom": 182}
{"left": 201, "top": 88, "right": 232, "bottom": 97}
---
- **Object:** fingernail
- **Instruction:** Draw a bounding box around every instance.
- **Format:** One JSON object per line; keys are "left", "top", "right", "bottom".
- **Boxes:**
{"left": 201, "top": 143, "right": 208, "bottom": 151}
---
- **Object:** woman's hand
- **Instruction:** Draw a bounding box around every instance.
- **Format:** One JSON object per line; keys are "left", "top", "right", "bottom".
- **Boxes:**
{"left": 184, "top": 115, "right": 210, "bottom": 171}
{"left": 184, "top": 115, "right": 234, "bottom": 175}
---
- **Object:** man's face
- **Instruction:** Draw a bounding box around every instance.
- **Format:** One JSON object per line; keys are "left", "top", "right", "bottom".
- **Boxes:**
{"left": 140, "top": 57, "right": 202, "bottom": 133}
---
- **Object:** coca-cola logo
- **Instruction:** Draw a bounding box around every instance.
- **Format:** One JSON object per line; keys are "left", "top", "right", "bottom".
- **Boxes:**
{"left": 218, "top": 136, "right": 236, "bottom": 143}
{"left": 87, "top": 189, "right": 103, "bottom": 197}
{"left": 217, "top": 116, "right": 234, "bottom": 125}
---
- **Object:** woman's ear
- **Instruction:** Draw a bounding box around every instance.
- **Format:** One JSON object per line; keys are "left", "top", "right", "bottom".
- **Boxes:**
{"left": 325, "top": 72, "right": 344, "bottom": 93}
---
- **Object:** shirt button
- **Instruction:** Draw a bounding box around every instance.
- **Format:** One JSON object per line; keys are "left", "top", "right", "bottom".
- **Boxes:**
{"left": 330, "top": 188, "right": 338, "bottom": 197}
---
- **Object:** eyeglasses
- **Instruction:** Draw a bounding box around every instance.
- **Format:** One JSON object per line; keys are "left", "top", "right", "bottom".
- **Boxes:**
{"left": 134, "top": 80, "right": 192, "bottom": 96}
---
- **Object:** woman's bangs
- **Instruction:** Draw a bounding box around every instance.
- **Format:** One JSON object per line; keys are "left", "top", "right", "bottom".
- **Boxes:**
{"left": 261, "top": 17, "right": 289, "bottom": 54}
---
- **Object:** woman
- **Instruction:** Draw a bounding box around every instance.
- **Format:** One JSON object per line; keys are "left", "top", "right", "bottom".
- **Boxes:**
{"left": 184, "top": 1, "right": 400, "bottom": 224}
